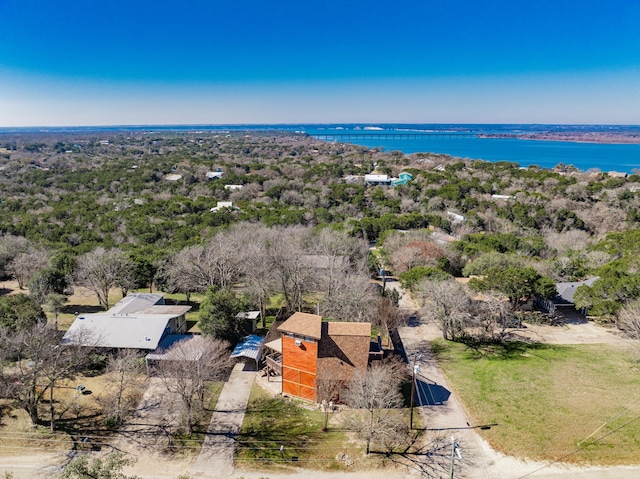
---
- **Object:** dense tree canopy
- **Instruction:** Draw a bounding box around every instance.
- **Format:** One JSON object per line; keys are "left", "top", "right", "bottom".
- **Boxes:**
{"left": 198, "top": 287, "right": 250, "bottom": 342}
{"left": 1, "top": 130, "right": 640, "bottom": 325}
{"left": 0, "top": 293, "right": 45, "bottom": 333}
{"left": 470, "top": 266, "right": 557, "bottom": 310}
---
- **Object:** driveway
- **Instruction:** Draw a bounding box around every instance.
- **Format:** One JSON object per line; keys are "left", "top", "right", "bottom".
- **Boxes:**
{"left": 189, "top": 362, "right": 256, "bottom": 478}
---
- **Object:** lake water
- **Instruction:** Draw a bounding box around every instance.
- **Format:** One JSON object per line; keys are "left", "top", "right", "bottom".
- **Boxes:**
{"left": 302, "top": 125, "right": 640, "bottom": 174}
{"left": 3, "top": 123, "right": 639, "bottom": 173}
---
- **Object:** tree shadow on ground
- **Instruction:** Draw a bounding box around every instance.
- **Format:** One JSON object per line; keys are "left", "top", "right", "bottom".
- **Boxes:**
{"left": 459, "top": 336, "right": 549, "bottom": 360}
{"left": 165, "top": 298, "right": 201, "bottom": 313}
{"left": 236, "top": 395, "right": 323, "bottom": 464}
{"left": 374, "top": 433, "right": 458, "bottom": 479}
{"left": 39, "top": 411, "right": 111, "bottom": 451}
{"left": 62, "top": 304, "right": 104, "bottom": 315}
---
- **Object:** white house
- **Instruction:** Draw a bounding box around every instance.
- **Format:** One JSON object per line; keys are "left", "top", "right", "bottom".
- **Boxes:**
{"left": 364, "top": 174, "right": 392, "bottom": 186}
{"left": 62, "top": 294, "right": 191, "bottom": 350}
{"left": 447, "top": 211, "right": 466, "bottom": 223}
{"left": 210, "top": 201, "right": 234, "bottom": 212}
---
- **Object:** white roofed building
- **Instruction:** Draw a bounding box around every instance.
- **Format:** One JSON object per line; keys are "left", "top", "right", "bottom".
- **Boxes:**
{"left": 364, "top": 174, "right": 392, "bottom": 186}
{"left": 62, "top": 293, "right": 191, "bottom": 350}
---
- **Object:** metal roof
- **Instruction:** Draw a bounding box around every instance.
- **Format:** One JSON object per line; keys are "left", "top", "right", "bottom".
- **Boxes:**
{"left": 62, "top": 313, "right": 177, "bottom": 350}
{"left": 62, "top": 293, "right": 190, "bottom": 350}
{"left": 230, "top": 335, "right": 265, "bottom": 361}
{"left": 109, "top": 293, "right": 164, "bottom": 315}
{"left": 146, "top": 335, "right": 209, "bottom": 362}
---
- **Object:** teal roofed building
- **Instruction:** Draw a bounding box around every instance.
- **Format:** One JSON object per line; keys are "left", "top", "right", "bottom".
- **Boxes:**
{"left": 391, "top": 172, "right": 413, "bottom": 186}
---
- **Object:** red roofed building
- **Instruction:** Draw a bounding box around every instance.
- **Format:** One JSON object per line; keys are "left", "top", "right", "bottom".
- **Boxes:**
{"left": 269, "top": 312, "right": 372, "bottom": 402}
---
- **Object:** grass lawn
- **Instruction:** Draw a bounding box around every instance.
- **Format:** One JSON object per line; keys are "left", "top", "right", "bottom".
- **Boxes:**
{"left": 237, "top": 386, "right": 365, "bottom": 470}
{"left": 432, "top": 339, "right": 640, "bottom": 465}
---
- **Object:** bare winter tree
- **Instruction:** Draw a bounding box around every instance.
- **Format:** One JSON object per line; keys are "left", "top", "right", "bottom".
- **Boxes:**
{"left": 0, "top": 234, "right": 30, "bottom": 278}
{"left": 7, "top": 249, "right": 49, "bottom": 289}
{"left": 155, "top": 337, "right": 232, "bottom": 435}
{"left": 311, "top": 228, "right": 375, "bottom": 321}
{"left": 74, "top": 247, "right": 134, "bottom": 310}
{"left": 206, "top": 229, "right": 245, "bottom": 290}
{"left": 416, "top": 278, "right": 472, "bottom": 341}
{"left": 343, "top": 360, "right": 407, "bottom": 454}
{"left": 382, "top": 230, "right": 445, "bottom": 274}
{"left": 101, "top": 350, "right": 146, "bottom": 427}
{"left": 471, "top": 293, "right": 514, "bottom": 341}
{"left": 237, "top": 224, "right": 277, "bottom": 328}
{"left": 265, "top": 226, "right": 317, "bottom": 312}
{"left": 372, "top": 293, "right": 410, "bottom": 331}
{"left": 616, "top": 300, "right": 640, "bottom": 341}
{"left": 0, "top": 323, "right": 90, "bottom": 431}
{"left": 167, "top": 230, "right": 244, "bottom": 300}
{"left": 319, "top": 268, "right": 377, "bottom": 322}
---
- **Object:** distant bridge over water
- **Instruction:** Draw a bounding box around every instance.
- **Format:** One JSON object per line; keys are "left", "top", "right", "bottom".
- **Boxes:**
{"left": 310, "top": 132, "right": 480, "bottom": 141}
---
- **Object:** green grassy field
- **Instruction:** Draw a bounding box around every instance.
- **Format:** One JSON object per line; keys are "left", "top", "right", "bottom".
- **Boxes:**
{"left": 237, "top": 386, "right": 365, "bottom": 471}
{"left": 432, "top": 339, "right": 640, "bottom": 465}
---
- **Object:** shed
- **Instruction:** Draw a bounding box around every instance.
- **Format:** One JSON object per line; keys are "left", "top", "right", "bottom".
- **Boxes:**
{"left": 231, "top": 334, "right": 265, "bottom": 369}
{"left": 236, "top": 311, "right": 260, "bottom": 333}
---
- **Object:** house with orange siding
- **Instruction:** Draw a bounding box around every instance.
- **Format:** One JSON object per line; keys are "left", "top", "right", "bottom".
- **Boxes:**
{"left": 271, "top": 312, "right": 372, "bottom": 402}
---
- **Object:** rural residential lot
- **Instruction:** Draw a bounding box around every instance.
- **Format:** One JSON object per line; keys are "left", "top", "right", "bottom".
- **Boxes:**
{"left": 1, "top": 131, "right": 640, "bottom": 478}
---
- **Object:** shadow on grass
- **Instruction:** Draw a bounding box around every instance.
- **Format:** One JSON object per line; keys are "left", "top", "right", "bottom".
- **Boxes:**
{"left": 44, "top": 411, "right": 110, "bottom": 451}
{"left": 236, "top": 395, "right": 324, "bottom": 463}
{"left": 463, "top": 336, "right": 550, "bottom": 360}
{"left": 62, "top": 304, "right": 104, "bottom": 315}
{"left": 164, "top": 298, "right": 201, "bottom": 313}
{"left": 433, "top": 336, "right": 550, "bottom": 361}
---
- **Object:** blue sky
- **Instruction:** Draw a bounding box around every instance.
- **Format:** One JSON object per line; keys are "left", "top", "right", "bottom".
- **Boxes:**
{"left": 1, "top": 0, "right": 639, "bottom": 126}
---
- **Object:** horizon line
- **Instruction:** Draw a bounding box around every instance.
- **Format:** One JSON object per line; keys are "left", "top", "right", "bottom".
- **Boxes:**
{"left": 2, "top": 122, "right": 640, "bottom": 130}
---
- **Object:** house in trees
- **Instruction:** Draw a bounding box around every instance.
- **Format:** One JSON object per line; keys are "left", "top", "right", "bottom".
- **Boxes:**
{"left": 535, "top": 277, "right": 599, "bottom": 316}
{"left": 364, "top": 174, "right": 392, "bottom": 186}
{"left": 264, "top": 312, "right": 372, "bottom": 402}
{"left": 62, "top": 293, "right": 190, "bottom": 350}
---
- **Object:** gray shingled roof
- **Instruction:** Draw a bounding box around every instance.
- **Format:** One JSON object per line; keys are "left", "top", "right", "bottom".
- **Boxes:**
{"left": 554, "top": 277, "right": 599, "bottom": 305}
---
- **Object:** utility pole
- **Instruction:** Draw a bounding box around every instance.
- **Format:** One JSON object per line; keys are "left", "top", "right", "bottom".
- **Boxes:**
{"left": 410, "top": 353, "right": 421, "bottom": 429}
{"left": 449, "top": 436, "right": 460, "bottom": 479}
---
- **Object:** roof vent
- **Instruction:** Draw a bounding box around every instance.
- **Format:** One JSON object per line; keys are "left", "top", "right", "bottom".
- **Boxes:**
{"left": 294, "top": 339, "right": 302, "bottom": 347}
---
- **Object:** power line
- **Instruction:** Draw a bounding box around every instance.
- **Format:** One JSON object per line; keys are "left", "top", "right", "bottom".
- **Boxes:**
{"left": 513, "top": 412, "right": 640, "bottom": 479}
{"left": 578, "top": 395, "right": 640, "bottom": 445}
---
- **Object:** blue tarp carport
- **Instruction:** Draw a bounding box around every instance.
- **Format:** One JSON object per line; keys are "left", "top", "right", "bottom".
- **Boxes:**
{"left": 231, "top": 334, "right": 265, "bottom": 369}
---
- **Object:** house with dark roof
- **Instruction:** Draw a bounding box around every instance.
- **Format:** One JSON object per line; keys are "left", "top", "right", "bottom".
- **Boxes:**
{"left": 535, "top": 277, "right": 599, "bottom": 316}
{"left": 264, "top": 312, "right": 373, "bottom": 402}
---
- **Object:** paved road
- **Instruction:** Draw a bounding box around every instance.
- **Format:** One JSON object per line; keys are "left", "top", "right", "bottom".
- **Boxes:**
{"left": 189, "top": 362, "right": 256, "bottom": 478}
